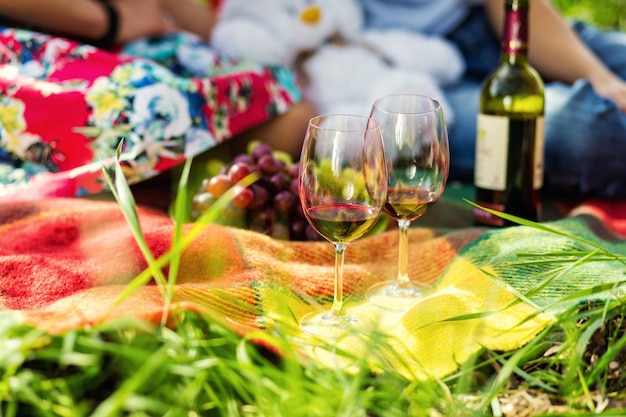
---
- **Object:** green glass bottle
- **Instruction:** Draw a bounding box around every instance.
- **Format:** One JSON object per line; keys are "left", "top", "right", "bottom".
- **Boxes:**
{"left": 473, "top": 0, "right": 545, "bottom": 227}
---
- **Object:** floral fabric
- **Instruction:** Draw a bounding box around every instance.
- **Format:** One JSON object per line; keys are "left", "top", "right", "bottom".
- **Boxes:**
{"left": 0, "top": 28, "right": 302, "bottom": 200}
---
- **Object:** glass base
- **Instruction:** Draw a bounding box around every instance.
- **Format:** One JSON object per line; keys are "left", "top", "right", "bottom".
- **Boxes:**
{"left": 366, "top": 280, "right": 425, "bottom": 311}
{"left": 299, "top": 310, "right": 358, "bottom": 339}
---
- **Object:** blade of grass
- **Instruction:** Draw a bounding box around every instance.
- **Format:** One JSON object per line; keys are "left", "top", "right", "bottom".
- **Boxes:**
{"left": 465, "top": 199, "right": 626, "bottom": 266}
{"left": 560, "top": 313, "right": 604, "bottom": 395}
{"left": 161, "top": 157, "right": 193, "bottom": 327}
{"left": 101, "top": 142, "right": 168, "bottom": 292}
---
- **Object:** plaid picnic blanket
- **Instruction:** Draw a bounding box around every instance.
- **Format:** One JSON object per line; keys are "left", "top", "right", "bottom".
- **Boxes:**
{"left": 1, "top": 197, "right": 625, "bottom": 380}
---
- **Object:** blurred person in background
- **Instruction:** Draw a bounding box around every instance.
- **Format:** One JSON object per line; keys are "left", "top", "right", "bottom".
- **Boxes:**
{"left": 360, "top": 0, "right": 626, "bottom": 198}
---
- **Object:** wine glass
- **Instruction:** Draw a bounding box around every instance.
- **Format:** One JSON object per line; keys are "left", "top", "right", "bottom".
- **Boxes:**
{"left": 298, "top": 114, "right": 388, "bottom": 338}
{"left": 366, "top": 94, "right": 450, "bottom": 310}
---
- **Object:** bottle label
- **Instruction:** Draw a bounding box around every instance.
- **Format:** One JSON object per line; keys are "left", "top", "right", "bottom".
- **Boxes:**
{"left": 474, "top": 114, "right": 544, "bottom": 191}
{"left": 475, "top": 114, "right": 509, "bottom": 191}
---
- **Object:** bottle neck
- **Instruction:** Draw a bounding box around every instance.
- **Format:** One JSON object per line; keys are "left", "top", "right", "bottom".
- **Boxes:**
{"left": 501, "top": 0, "right": 529, "bottom": 64}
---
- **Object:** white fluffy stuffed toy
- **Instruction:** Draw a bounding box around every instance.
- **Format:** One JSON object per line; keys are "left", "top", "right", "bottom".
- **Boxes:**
{"left": 211, "top": 0, "right": 464, "bottom": 121}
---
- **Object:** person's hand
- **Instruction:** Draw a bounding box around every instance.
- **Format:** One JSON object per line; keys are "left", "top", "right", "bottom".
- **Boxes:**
{"left": 111, "top": 0, "right": 175, "bottom": 44}
{"left": 589, "top": 69, "right": 626, "bottom": 113}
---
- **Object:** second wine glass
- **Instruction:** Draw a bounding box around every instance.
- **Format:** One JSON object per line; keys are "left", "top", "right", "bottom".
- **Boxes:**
{"left": 366, "top": 94, "right": 450, "bottom": 310}
{"left": 299, "top": 114, "right": 387, "bottom": 338}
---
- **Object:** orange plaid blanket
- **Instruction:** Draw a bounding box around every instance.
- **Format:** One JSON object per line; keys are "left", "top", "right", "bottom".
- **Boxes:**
{"left": 1, "top": 197, "right": 625, "bottom": 379}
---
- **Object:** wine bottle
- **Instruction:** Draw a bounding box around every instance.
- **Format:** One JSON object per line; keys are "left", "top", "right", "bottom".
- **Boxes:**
{"left": 473, "top": 0, "right": 545, "bottom": 227}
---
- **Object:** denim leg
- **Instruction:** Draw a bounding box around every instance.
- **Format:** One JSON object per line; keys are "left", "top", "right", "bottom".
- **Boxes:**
{"left": 544, "top": 23, "right": 626, "bottom": 197}
{"left": 444, "top": 80, "right": 481, "bottom": 183}
{"left": 544, "top": 80, "right": 626, "bottom": 197}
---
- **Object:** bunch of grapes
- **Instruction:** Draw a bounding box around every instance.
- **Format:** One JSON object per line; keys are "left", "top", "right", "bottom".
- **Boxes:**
{"left": 191, "top": 142, "right": 323, "bottom": 241}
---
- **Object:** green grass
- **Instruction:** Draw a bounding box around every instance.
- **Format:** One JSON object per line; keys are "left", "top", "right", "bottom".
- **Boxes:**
{"left": 553, "top": 0, "right": 626, "bottom": 30}
{"left": 3, "top": 300, "right": 625, "bottom": 416}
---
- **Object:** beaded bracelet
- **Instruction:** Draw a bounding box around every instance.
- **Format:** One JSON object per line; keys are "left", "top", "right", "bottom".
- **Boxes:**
{"left": 96, "top": 1, "right": 119, "bottom": 49}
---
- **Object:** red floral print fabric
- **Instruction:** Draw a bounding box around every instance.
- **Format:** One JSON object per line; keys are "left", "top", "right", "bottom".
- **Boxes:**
{"left": 0, "top": 28, "right": 302, "bottom": 200}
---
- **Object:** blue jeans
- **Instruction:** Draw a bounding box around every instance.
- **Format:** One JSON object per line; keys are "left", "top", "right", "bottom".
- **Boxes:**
{"left": 445, "top": 8, "right": 626, "bottom": 198}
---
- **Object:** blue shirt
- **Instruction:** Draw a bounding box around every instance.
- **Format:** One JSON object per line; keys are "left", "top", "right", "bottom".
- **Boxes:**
{"left": 360, "top": 0, "right": 483, "bottom": 36}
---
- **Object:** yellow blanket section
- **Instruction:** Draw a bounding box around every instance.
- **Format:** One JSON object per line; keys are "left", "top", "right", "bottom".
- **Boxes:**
{"left": 256, "top": 257, "right": 552, "bottom": 381}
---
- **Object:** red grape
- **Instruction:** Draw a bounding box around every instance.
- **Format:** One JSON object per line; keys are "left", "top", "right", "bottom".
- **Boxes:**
{"left": 257, "top": 154, "right": 281, "bottom": 175}
{"left": 268, "top": 172, "right": 289, "bottom": 191}
{"left": 289, "top": 178, "right": 299, "bottom": 195}
{"left": 276, "top": 158, "right": 287, "bottom": 172}
{"left": 292, "top": 199, "right": 304, "bottom": 217}
{"left": 228, "top": 162, "right": 253, "bottom": 184}
{"left": 251, "top": 143, "right": 273, "bottom": 162}
{"left": 290, "top": 218, "right": 308, "bottom": 240}
{"left": 274, "top": 190, "right": 295, "bottom": 214}
{"left": 288, "top": 164, "right": 299, "bottom": 179}
{"left": 305, "top": 225, "right": 323, "bottom": 241}
{"left": 207, "top": 174, "right": 232, "bottom": 197}
{"left": 250, "top": 184, "right": 269, "bottom": 209}
{"left": 249, "top": 207, "right": 270, "bottom": 225}
{"left": 264, "top": 207, "right": 276, "bottom": 224}
{"left": 232, "top": 185, "right": 254, "bottom": 209}
{"left": 192, "top": 191, "right": 215, "bottom": 212}
{"left": 233, "top": 153, "right": 254, "bottom": 166}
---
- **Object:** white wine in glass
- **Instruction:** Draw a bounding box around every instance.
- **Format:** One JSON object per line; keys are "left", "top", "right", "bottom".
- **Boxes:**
{"left": 299, "top": 114, "right": 388, "bottom": 338}
{"left": 366, "top": 94, "right": 450, "bottom": 311}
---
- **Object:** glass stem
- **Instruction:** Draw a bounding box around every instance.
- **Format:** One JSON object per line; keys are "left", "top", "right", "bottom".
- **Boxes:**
{"left": 397, "top": 219, "right": 411, "bottom": 284}
{"left": 329, "top": 242, "right": 347, "bottom": 317}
